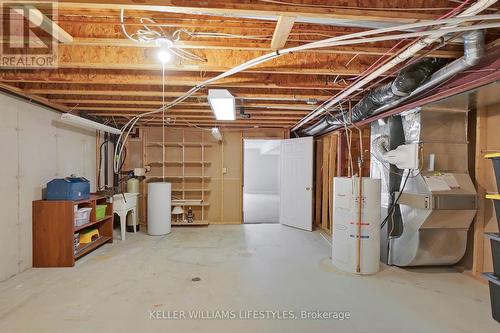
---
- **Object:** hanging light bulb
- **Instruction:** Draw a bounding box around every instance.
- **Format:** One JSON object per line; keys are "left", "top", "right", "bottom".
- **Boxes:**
{"left": 156, "top": 38, "right": 173, "bottom": 63}
{"left": 157, "top": 49, "right": 172, "bottom": 63}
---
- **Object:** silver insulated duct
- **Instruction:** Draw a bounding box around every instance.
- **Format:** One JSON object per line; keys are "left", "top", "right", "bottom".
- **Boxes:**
{"left": 299, "top": 30, "right": 485, "bottom": 137}
{"left": 371, "top": 30, "right": 485, "bottom": 115}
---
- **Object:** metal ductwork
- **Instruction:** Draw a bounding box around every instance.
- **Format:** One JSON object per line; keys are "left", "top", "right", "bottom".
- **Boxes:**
{"left": 370, "top": 30, "right": 485, "bottom": 115}
{"left": 300, "top": 57, "right": 443, "bottom": 136}
{"left": 299, "top": 113, "right": 344, "bottom": 136}
{"left": 299, "top": 30, "right": 485, "bottom": 137}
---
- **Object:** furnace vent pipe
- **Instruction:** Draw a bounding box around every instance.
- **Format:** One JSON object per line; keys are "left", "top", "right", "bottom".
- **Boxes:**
{"left": 300, "top": 29, "right": 485, "bottom": 137}
{"left": 291, "top": 0, "right": 496, "bottom": 133}
{"left": 300, "top": 58, "right": 442, "bottom": 136}
{"left": 371, "top": 30, "right": 485, "bottom": 115}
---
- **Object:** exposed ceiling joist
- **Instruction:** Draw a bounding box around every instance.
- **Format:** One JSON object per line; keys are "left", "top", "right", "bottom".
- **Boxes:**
{"left": 0, "top": 70, "right": 348, "bottom": 90}
{"left": 271, "top": 16, "right": 296, "bottom": 50}
{"left": 54, "top": 0, "right": 439, "bottom": 23}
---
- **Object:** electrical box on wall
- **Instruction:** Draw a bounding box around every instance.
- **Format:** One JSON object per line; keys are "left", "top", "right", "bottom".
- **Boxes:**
{"left": 384, "top": 143, "right": 419, "bottom": 170}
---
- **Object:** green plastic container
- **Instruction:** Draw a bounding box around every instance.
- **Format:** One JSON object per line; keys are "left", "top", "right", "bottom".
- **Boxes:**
{"left": 96, "top": 205, "right": 107, "bottom": 221}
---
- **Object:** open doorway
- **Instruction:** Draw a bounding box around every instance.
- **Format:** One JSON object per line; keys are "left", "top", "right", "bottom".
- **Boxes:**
{"left": 243, "top": 139, "right": 281, "bottom": 223}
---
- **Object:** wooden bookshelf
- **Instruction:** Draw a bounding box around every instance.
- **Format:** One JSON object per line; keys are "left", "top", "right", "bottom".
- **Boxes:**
{"left": 33, "top": 194, "right": 113, "bottom": 267}
{"left": 144, "top": 129, "right": 211, "bottom": 226}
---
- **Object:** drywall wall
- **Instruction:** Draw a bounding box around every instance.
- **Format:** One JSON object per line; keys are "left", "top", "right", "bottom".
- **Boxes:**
{"left": 0, "top": 93, "right": 96, "bottom": 282}
{"left": 127, "top": 127, "right": 287, "bottom": 226}
{"left": 243, "top": 141, "right": 280, "bottom": 195}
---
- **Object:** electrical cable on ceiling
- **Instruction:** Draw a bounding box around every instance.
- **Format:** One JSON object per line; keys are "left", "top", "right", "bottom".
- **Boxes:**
{"left": 113, "top": 9, "right": 500, "bottom": 173}
{"left": 120, "top": 9, "right": 206, "bottom": 62}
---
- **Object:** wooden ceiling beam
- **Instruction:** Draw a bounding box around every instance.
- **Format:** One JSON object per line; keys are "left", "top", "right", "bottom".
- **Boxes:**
{"left": 54, "top": 1, "right": 440, "bottom": 23}
{"left": 271, "top": 15, "right": 296, "bottom": 51}
{"left": 74, "top": 106, "right": 313, "bottom": 113}
{"left": 89, "top": 113, "right": 302, "bottom": 121}
{"left": 63, "top": 38, "right": 460, "bottom": 58}
{"left": 53, "top": 100, "right": 320, "bottom": 110}
{"left": 51, "top": 45, "right": 377, "bottom": 75}
{"left": 24, "top": 89, "right": 337, "bottom": 100}
{"left": 0, "top": 70, "right": 347, "bottom": 90}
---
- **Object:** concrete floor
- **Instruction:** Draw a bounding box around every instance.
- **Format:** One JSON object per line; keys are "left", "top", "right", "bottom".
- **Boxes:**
{"left": 0, "top": 224, "right": 497, "bottom": 333}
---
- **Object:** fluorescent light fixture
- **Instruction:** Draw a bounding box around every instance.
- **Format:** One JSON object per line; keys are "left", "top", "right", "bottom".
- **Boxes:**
{"left": 208, "top": 89, "right": 235, "bottom": 121}
{"left": 60, "top": 113, "right": 121, "bottom": 134}
{"left": 211, "top": 127, "right": 223, "bottom": 141}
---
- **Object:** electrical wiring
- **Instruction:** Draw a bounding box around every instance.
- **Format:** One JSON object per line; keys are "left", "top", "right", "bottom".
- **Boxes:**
{"left": 114, "top": 11, "right": 500, "bottom": 172}
{"left": 380, "top": 170, "right": 411, "bottom": 229}
{"left": 120, "top": 9, "right": 206, "bottom": 62}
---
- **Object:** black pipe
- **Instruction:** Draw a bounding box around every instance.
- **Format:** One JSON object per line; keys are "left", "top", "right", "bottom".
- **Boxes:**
{"left": 297, "top": 57, "right": 444, "bottom": 137}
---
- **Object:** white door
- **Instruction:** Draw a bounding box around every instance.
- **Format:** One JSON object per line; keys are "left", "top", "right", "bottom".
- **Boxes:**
{"left": 279, "top": 137, "right": 313, "bottom": 231}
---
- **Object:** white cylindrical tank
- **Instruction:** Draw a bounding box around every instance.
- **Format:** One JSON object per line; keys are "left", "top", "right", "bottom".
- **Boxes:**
{"left": 332, "top": 177, "right": 381, "bottom": 275}
{"left": 126, "top": 178, "right": 140, "bottom": 228}
{"left": 147, "top": 182, "right": 172, "bottom": 236}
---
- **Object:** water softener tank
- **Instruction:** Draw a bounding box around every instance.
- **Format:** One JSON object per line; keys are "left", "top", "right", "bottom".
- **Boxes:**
{"left": 147, "top": 182, "right": 171, "bottom": 235}
{"left": 126, "top": 178, "right": 140, "bottom": 231}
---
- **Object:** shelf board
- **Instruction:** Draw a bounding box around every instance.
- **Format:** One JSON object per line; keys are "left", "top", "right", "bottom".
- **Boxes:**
{"left": 172, "top": 189, "right": 211, "bottom": 192}
{"left": 171, "top": 220, "right": 209, "bottom": 226}
{"left": 172, "top": 200, "right": 210, "bottom": 207}
{"left": 146, "top": 175, "right": 211, "bottom": 180}
{"left": 75, "top": 236, "right": 111, "bottom": 259}
{"left": 147, "top": 142, "right": 212, "bottom": 148}
{"left": 74, "top": 194, "right": 108, "bottom": 205}
{"left": 74, "top": 215, "right": 113, "bottom": 232}
{"left": 148, "top": 161, "right": 211, "bottom": 166}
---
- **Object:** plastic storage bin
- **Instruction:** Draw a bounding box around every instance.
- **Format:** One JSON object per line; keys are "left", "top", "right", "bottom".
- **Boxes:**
{"left": 485, "top": 153, "right": 500, "bottom": 191}
{"left": 485, "top": 233, "right": 500, "bottom": 277}
{"left": 74, "top": 207, "right": 92, "bottom": 227}
{"left": 47, "top": 177, "right": 90, "bottom": 201}
{"left": 483, "top": 273, "right": 500, "bottom": 323}
{"left": 95, "top": 205, "right": 107, "bottom": 221}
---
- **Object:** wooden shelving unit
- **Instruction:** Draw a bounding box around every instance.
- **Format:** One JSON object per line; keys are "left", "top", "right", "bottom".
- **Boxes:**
{"left": 144, "top": 129, "right": 211, "bottom": 226}
{"left": 32, "top": 194, "right": 113, "bottom": 267}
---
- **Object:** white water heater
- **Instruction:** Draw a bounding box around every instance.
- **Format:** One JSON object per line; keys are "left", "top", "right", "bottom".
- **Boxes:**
{"left": 332, "top": 177, "right": 381, "bottom": 274}
{"left": 147, "top": 182, "right": 172, "bottom": 236}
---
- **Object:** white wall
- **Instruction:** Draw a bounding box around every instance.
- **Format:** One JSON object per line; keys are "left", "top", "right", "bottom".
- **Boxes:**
{"left": 0, "top": 93, "right": 96, "bottom": 281}
{"left": 243, "top": 140, "right": 281, "bottom": 194}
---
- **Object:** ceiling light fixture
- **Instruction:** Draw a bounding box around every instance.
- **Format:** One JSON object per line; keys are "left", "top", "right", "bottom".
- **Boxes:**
{"left": 157, "top": 49, "right": 172, "bottom": 63}
{"left": 208, "top": 89, "right": 235, "bottom": 121}
{"left": 156, "top": 37, "right": 173, "bottom": 63}
{"left": 60, "top": 113, "right": 121, "bottom": 134}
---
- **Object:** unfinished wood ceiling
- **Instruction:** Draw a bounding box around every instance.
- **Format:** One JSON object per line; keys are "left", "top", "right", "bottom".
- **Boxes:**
{"left": 0, "top": 0, "right": 497, "bottom": 129}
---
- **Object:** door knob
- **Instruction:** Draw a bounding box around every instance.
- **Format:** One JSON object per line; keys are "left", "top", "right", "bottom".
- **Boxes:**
{"left": 306, "top": 187, "right": 311, "bottom": 191}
